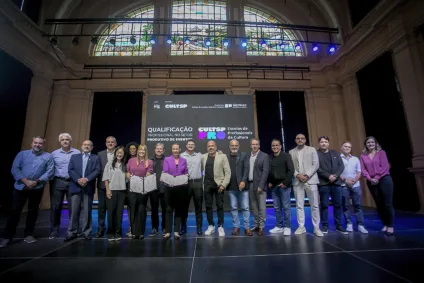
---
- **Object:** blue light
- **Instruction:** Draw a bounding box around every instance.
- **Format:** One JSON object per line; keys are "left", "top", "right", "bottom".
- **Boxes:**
{"left": 150, "top": 37, "right": 156, "bottom": 44}
{"left": 241, "top": 39, "right": 247, "bottom": 47}
{"left": 312, "top": 44, "right": 319, "bottom": 52}
{"left": 295, "top": 43, "right": 301, "bottom": 50}
{"left": 166, "top": 38, "right": 172, "bottom": 44}
{"left": 205, "top": 38, "right": 211, "bottom": 47}
{"left": 223, "top": 39, "right": 229, "bottom": 47}
{"left": 185, "top": 38, "right": 190, "bottom": 44}
{"left": 328, "top": 45, "right": 336, "bottom": 53}
{"left": 280, "top": 42, "right": 285, "bottom": 49}
{"left": 261, "top": 40, "right": 267, "bottom": 48}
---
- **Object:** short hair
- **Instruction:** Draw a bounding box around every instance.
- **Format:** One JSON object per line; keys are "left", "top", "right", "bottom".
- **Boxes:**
{"left": 82, "top": 140, "right": 93, "bottom": 146}
{"left": 105, "top": 136, "right": 117, "bottom": 143}
{"left": 58, "top": 133, "right": 72, "bottom": 142}
{"left": 171, "top": 143, "right": 180, "bottom": 149}
{"left": 186, "top": 139, "right": 195, "bottom": 144}
{"left": 341, "top": 141, "right": 352, "bottom": 147}
{"left": 207, "top": 140, "right": 216, "bottom": 145}
{"left": 318, "top": 136, "right": 330, "bottom": 142}
{"left": 250, "top": 138, "right": 260, "bottom": 144}
{"left": 271, "top": 139, "right": 281, "bottom": 145}
{"left": 33, "top": 136, "right": 46, "bottom": 144}
{"left": 155, "top": 143, "right": 165, "bottom": 149}
{"left": 229, "top": 139, "right": 239, "bottom": 145}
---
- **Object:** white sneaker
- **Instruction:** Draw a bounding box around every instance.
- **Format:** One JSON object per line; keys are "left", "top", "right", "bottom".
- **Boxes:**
{"left": 270, "top": 227, "right": 284, "bottom": 234}
{"left": 346, "top": 224, "right": 353, "bottom": 232}
{"left": 283, "top": 228, "right": 291, "bottom": 236}
{"left": 314, "top": 228, "right": 324, "bottom": 237}
{"left": 205, "top": 225, "right": 215, "bottom": 235}
{"left": 358, "top": 225, "right": 369, "bottom": 234}
{"left": 218, "top": 227, "right": 225, "bottom": 237}
{"left": 295, "top": 227, "right": 306, "bottom": 235}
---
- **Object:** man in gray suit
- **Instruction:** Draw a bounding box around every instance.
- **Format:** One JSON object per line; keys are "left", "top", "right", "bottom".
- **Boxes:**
{"left": 289, "top": 134, "right": 323, "bottom": 237}
{"left": 248, "top": 138, "right": 269, "bottom": 236}
{"left": 96, "top": 136, "right": 117, "bottom": 238}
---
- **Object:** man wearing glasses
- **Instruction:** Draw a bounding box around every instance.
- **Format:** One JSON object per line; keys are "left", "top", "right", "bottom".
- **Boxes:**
{"left": 289, "top": 134, "right": 323, "bottom": 237}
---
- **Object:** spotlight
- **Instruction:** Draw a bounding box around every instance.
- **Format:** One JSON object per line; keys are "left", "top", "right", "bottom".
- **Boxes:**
{"left": 185, "top": 38, "right": 190, "bottom": 44}
{"left": 50, "top": 37, "right": 58, "bottom": 45}
{"left": 295, "top": 43, "right": 301, "bottom": 50}
{"left": 261, "top": 40, "right": 267, "bottom": 48}
{"left": 223, "top": 39, "right": 229, "bottom": 47}
{"left": 91, "top": 37, "right": 98, "bottom": 44}
{"left": 71, "top": 37, "right": 79, "bottom": 46}
{"left": 241, "top": 39, "right": 247, "bottom": 47}
{"left": 109, "top": 38, "right": 116, "bottom": 45}
{"left": 205, "top": 38, "right": 211, "bottom": 47}
{"left": 328, "top": 45, "right": 336, "bottom": 53}
{"left": 150, "top": 37, "right": 156, "bottom": 44}
{"left": 130, "top": 36, "right": 136, "bottom": 45}
{"left": 166, "top": 37, "right": 172, "bottom": 44}
{"left": 312, "top": 44, "right": 319, "bottom": 52}
{"left": 280, "top": 42, "right": 285, "bottom": 49}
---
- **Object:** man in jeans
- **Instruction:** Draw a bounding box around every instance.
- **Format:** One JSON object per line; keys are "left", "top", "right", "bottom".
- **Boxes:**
{"left": 340, "top": 142, "right": 368, "bottom": 234}
{"left": 268, "top": 139, "right": 294, "bottom": 236}
{"left": 226, "top": 140, "right": 252, "bottom": 236}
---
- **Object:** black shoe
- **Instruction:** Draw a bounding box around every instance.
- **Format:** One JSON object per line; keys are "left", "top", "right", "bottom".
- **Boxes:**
{"left": 107, "top": 235, "right": 115, "bottom": 241}
{"left": 321, "top": 226, "right": 328, "bottom": 234}
{"left": 84, "top": 234, "right": 92, "bottom": 240}
{"left": 180, "top": 226, "right": 187, "bottom": 235}
{"left": 95, "top": 230, "right": 104, "bottom": 238}
{"left": 197, "top": 228, "right": 202, "bottom": 235}
{"left": 64, "top": 235, "right": 77, "bottom": 242}
{"left": 115, "top": 234, "right": 122, "bottom": 241}
{"left": 149, "top": 228, "right": 158, "bottom": 237}
{"left": 135, "top": 235, "right": 144, "bottom": 240}
{"left": 49, "top": 231, "right": 59, "bottom": 239}
{"left": 336, "top": 226, "right": 348, "bottom": 235}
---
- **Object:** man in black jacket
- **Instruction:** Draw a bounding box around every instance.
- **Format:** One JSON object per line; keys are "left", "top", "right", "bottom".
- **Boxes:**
{"left": 316, "top": 136, "right": 347, "bottom": 234}
{"left": 149, "top": 143, "right": 166, "bottom": 236}
{"left": 268, "top": 139, "right": 294, "bottom": 236}
{"left": 226, "top": 140, "right": 252, "bottom": 236}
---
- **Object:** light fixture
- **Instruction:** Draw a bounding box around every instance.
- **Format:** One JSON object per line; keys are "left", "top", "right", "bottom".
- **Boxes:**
{"left": 312, "top": 44, "right": 319, "bottom": 52}
{"left": 205, "top": 38, "right": 211, "bottom": 47}
{"left": 71, "top": 37, "right": 79, "bottom": 46}
{"left": 130, "top": 36, "right": 136, "bottom": 45}
{"left": 279, "top": 41, "right": 285, "bottom": 50}
{"left": 91, "top": 37, "right": 98, "bottom": 44}
{"left": 109, "top": 38, "right": 116, "bottom": 45}
{"left": 295, "top": 43, "right": 301, "bottom": 50}
{"left": 50, "top": 37, "right": 58, "bottom": 45}
{"left": 241, "top": 39, "right": 247, "bottom": 47}
{"left": 223, "top": 39, "right": 229, "bottom": 47}
{"left": 149, "top": 37, "right": 156, "bottom": 44}
{"left": 328, "top": 45, "right": 336, "bottom": 53}
{"left": 166, "top": 37, "right": 172, "bottom": 44}
{"left": 261, "top": 39, "right": 267, "bottom": 48}
{"left": 185, "top": 38, "right": 190, "bottom": 44}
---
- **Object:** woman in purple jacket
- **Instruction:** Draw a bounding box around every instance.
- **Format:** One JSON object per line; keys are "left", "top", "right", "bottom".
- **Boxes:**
{"left": 360, "top": 136, "right": 395, "bottom": 236}
{"left": 163, "top": 143, "right": 188, "bottom": 239}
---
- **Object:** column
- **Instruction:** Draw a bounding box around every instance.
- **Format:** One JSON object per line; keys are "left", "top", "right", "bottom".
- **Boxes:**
{"left": 392, "top": 35, "right": 424, "bottom": 212}
{"left": 328, "top": 84, "right": 348, "bottom": 148}
{"left": 45, "top": 83, "right": 69, "bottom": 152}
{"left": 21, "top": 73, "right": 53, "bottom": 149}
{"left": 341, "top": 75, "right": 374, "bottom": 208}
{"left": 151, "top": 0, "right": 172, "bottom": 61}
{"left": 227, "top": 0, "right": 246, "bottom": 61}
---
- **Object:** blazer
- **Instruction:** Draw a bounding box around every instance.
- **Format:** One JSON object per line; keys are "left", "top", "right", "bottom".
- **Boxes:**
{"left": 289, "top": 146, "right": 319, "bottom": 186}
{"left": 97, "top": 150, "right": 109, "bottom": 190}
{"left": 201, "top": 151, "right": 231, "bottom": 189}
{"left": 317, "top": 149, "right": 345, "bottom": 186}
{"left": 226, "top": 152, "right": 249, "bottom": 187}
{"left": 250, "top": 151, "right": 270, "bottom": 191}
{"left": 163, "top": 156, "right": 188, "bottom": 176}
{"left": 268, "top": 152, "right": 295, "bottom": 187}
{"left": 68, "top": 153, "right": 101, "bottom": 194}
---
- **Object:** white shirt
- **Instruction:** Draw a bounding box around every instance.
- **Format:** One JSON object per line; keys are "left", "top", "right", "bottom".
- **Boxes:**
{"left": 340, "top": 154, "right": 361, "bottom": 188}
{"left": 180, "top": 151, "right": 202, "bottom": 180}
{"left": 249, "top": 152, "right": 258, "bottom": 181}
{"left": 107, "top": 150, "right": 114, "bottom": 163}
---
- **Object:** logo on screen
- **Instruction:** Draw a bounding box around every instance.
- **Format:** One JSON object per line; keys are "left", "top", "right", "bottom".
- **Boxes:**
{"left": 154, "top": 104, "right": 160, "bottom": 109}
{"left": 225, "top": 104, "right": 232, "bottom": 108}
{"left": 198, "top": 127, "right": 226, "bottom": 140}
{"left": 165, "top": 104, "right": 188, "bottom": 109}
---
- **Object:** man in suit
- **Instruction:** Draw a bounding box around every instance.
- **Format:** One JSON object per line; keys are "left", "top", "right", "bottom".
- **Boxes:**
{"left": 65, "top": 140, "right": 101, "bottom": 242}
{"left": 289, "top": 133, "right": 323, "bottom": 237}
{"left": 202, "top": 140, "right": 231, "bottom": 237}
{"left": 226, "top": 140, "right": 252, "bottom": 236}
{"left": 316, "top": 136, "right": 347, "bottom": 234}
{"left": 248, "top": 138, "right": 269, "bottom": 236}
{"left": 96, "top": 136, "right": 117, "bottom": 238}
{"left": 268, "top": 139, "right": 294, "bottom": 236}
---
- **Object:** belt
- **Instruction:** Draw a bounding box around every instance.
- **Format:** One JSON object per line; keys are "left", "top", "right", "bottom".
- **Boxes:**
{"left": 55, "top": 176, "right": 71, "bottom": 182}
{"left": 189, "top": 178, "right": 203, "bottom": 183}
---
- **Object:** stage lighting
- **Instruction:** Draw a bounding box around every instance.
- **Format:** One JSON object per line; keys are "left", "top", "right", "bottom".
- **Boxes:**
{"left": 91, "top": 37, "right": 98, "bottom": 44}
{"left": 295, "top": 43, "right": 301, "bottom": 50}
{"left": 205, "top": 38, "right": 211, "bottom": 47}
{"left": 241, "top": 39, "right": 247, "bottom": 47}
{"left": 280, "top": 42, "right": 285, "bottom": 49}
{"left": 328, "top": 45, "right": 336, "bottom": 53}
{"left": 223, "top": 39, "right": 229, "bottom": 47}
{"left": 130, "top": 36, "right": 136, "bottom": 45}
{"left": 71, "top": 37, "right": 79, "bottom": 46}
{"left": 150, "top": 37, "right": 156, "bottom": 44}
{"left": 261, "top": 40, "right": 267, "bottom": 48}
{"left": 312, "top": 44, "right": 319, "bottom": 52}
{"left": 109, "top": 38, "right": 116, "bottom": 45}
{"left": 185, "top": 38, "right": 190, "bottom": 44}
{"left": 50, "top": 37, "right": 58, "bottom": 45}
{"left": 166, "top": 37, "right": 172, "bottom": 44}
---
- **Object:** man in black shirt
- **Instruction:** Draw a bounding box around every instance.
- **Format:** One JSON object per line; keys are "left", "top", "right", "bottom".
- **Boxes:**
{"left": 268, "top": 139, "right": 294, "bottom": 236}
{"left": 316, "top": 136, "right": 347, "bottom": 234}
{"left": 226, "top": 140, "right": 252, "bottom": 236}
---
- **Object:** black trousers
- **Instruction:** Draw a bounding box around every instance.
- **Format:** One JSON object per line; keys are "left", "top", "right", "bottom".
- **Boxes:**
{"left": 181, "top": 180, "right": 203, "bottom": 229}
{"left": 148, "top": 190, "right": 166, "bottom": 231}
{"left": 204, "top": 181, "right": 224, "bottom": 227}
{"left": 50, "top": 178, "right": 71, "bottom": 234}
{"left": 128, "top": 192, "right": 149, "bottom": 236}
{"left": 368, "top": 175, "right": 395, "bottom": 227}
{"left": 97, "top": 188, "right": 107, "bottom": 232}
{"left": 106, "top": 190, "right": 126, "bottom": 236}
{"left": 165, "top": 185, "right": 186, "bottom": 233}
{"left": 3, "top": 188, "right": 44, "bottom": 239}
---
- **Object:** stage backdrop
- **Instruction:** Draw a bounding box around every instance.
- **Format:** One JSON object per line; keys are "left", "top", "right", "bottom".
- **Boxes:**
{"left": 145, "top": 95, "right": 255, "bottom": 153}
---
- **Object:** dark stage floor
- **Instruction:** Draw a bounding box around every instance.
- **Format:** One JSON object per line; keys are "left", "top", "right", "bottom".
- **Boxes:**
{"left": 0, "top": 207, "right": 423, "bottom": 283}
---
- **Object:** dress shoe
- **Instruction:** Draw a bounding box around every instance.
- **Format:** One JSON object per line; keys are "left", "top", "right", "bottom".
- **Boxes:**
{"left": 231, "top": 228, "right": 240, "bottom": 235}
{"left": 95, "top": 231, "right": 104, "bottom": 238}
{"left": 245, "top": 229, "right": 253, "bottom": 236}
{"left": 258, "top": 229, "right": 265, "bottom": 236}
{"left": 0, "top": 238, "right": 11, "bottom": 248}
{"left": 64, "top": 235, "right": 77, "bottom": 242}
{"left": 180, "top": 226, "right": 187, "bottom": 235}
{"left": 197, "top": 228, "right": 202, "bottom": 235}
{"left": 84, "top": 235, "right": 92, "bottom": 240}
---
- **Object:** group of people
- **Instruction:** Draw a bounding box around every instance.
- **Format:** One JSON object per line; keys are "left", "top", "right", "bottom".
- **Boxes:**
{"left": 0, "top": 132, "right": 395, "bottom": 248}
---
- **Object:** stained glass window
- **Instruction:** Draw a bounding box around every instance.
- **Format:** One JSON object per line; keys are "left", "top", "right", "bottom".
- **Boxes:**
{"left": 244, "top": 7, "right": 303, "bottom": 57}
{"left": 171, "top": 0, "right": 228, "bottom": 56}
{"left": 93, "top": 5, "right": 154, "bottom": 56}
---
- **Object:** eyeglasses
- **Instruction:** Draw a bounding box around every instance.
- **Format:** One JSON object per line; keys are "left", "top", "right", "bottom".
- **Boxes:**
{"left": 296, "top": 137, "right": 306, "bottom": 140}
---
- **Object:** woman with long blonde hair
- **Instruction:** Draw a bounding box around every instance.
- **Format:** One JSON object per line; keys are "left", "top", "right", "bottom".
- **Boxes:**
{"left": 126, "top": 144, "right": 153, "bottom": 240}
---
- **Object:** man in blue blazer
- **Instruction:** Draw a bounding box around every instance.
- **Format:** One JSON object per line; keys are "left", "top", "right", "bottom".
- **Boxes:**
{"left": 64, "top": 140, "right": 101, "bottom": 242}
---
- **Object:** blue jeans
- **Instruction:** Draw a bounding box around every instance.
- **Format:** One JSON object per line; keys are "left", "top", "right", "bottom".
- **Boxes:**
{"left": 228, "top": 190, "right": 250, "bottom": 230}
{"left": 342, "top": 186, "right": 364, "bottom": 225}
{"left": 318, "top": 185, "right": 342, "bottom": 228}
{"left": 271, "top": 186, "right": 292, "bottom": 228}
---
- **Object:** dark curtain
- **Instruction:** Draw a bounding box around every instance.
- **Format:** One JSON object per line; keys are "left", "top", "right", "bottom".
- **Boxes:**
{"left": 357, "top": 51, "right": 419, "bottom": 212}
{"left": 0, "top": 49, "right": 32, "bottom": 213}
{"left": 348, "top": 0, "right": 381, "bottom": 27}
{"left": 89, "top": 92, "right": 143, "bottom": 153}
{"left": 255, "top": 91, "right": 281, "bottom": 154}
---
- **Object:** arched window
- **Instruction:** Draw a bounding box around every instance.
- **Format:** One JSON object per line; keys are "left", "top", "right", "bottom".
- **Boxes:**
{"left": 171, "top": 0, "right": 227, "bottom": 55}
{"left": 244, "top": 6, "right": 303, "bottom": 56}
{"left": 93, "top": 5, "right": 154, "bottom": 56}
